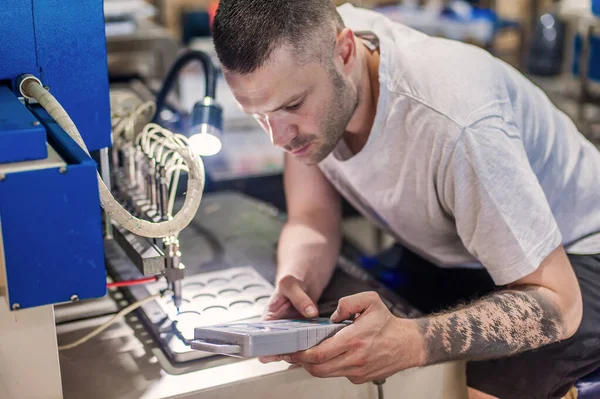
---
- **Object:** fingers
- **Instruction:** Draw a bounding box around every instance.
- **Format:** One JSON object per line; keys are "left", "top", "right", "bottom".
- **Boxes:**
{"left": 278, "top": 275, "right": 318, "bottom": 318}
{"left": 330, "top": 292, "right": 381, "bottom": 322}
{"left": 263, "top": 303, "right": 304, "bottom": 321}
{"left": 258, "top": 355, "right": 283, "bottom": 363}
{"left": 303, "top": 354, "right": 359, "bottom": 379}
{"left": 266, "top": 294, "right": 288, "bottom": 313}
{"left": 286, "top": 333, "right": 349, "bottom": 364}
{"left": 263, "top": 301, "right": 291, "bottom": 320}
{"left": 259, "top": 333, "right": 348, "bottom": 367}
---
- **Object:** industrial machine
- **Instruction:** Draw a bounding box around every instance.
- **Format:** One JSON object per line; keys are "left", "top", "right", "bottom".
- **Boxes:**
{"left": 0, "top": 1, "right": 223, "bottom": 397}
{"left": 0, "top": 0, "right": 223, "bottom": 307}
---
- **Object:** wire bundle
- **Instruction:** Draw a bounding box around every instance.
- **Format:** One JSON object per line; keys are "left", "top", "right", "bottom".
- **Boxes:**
{"left": 135, "top": 123, "right": 192, "bottom": 222}
{"left": 21, "top": 79, "right": 205, "bottom": 239}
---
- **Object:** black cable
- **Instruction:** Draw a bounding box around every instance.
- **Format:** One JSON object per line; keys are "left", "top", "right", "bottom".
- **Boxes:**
{"left": 374, "top": 379, "right": 386, "bottom": 399}
{"left": 153, "top": 50, "right": 218, "bottom": 122}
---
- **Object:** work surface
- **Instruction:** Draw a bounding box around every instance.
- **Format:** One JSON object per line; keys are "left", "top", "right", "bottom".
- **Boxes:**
{"left": 56, "top": 192, "right": 467, "bottom": 399}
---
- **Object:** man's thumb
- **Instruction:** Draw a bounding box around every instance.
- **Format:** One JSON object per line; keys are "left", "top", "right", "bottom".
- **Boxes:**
{"left": 330, "top": 292, "right": 379, "bottom": 322}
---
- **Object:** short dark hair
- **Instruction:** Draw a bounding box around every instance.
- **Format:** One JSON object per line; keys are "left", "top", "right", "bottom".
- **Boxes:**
{"left": 212, "top": 0, "right": 345, "bottom": 74}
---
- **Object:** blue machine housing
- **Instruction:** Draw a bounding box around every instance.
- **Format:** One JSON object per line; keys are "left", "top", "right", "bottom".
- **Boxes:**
{"left": 0, "top": 0, "right": 112, "bottom": 152}
{"left": 0, "top": 87, "right": 47, "bottom": 163}
{"left": 0, "top": 0, "right": 112, "bottom": 309}
{"left": 0, "top": 104, "right": 107, "bottom": 310}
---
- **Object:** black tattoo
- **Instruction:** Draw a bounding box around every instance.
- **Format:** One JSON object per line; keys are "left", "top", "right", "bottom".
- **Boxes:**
{"left": 417, "top": 289, "right": 564, "bottom": 364}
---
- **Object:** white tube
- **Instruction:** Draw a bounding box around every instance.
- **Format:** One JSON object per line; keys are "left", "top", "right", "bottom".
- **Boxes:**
{"left": 168, "top": 164, "right": 185, "bottom": 218}
{"left": 22, "top": 79, "right": 204, "bottom": 238}
{"left": 113, "top": 101, "right": 155, "bottom": 143}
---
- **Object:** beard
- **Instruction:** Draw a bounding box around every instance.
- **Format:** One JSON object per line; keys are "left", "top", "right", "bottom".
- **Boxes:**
{"left": 298, "top": 66, "right": 358, "bottom": 165}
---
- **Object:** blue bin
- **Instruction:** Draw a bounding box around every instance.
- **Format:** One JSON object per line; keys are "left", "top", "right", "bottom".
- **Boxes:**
{"left": 572, "top": 32, "right": 600, "bottom": 82}
{"left": 593, "top": 0, "right": 600, "bottom": 16}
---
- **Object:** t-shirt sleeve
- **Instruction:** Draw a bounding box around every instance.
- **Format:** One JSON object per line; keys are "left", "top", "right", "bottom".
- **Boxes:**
{"left": 442, "top": 119, "right": 562, "bottom": 286}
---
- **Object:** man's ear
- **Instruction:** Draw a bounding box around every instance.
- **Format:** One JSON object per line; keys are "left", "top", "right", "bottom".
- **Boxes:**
{"left": 334, "top": 28, "right": 357, "bottom": 75}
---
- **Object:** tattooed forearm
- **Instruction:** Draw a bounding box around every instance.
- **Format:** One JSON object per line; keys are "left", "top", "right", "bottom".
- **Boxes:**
{"left": 416, "top": 288, "right": 565, "bottom": 364}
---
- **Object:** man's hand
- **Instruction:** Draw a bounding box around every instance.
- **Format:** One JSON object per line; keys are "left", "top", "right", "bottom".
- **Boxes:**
{"left": 277, "top": 292, "right": 424, "bottom": 384}
{"left": 262, "top": 275, "right": 319, "bottom": 321}
{"left": 259, "top": 275, "right": 320, "bottom": 363}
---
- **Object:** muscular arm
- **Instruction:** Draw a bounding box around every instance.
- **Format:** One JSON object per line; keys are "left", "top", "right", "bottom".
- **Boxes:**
{"left": 415, "top": 246, "right": 583, "bottom": 365}
{"left": 277, "top": 154, "right": 341, "bottom": 300}
{"left": 418, "top": 287, "right": 563, "bottom": 363}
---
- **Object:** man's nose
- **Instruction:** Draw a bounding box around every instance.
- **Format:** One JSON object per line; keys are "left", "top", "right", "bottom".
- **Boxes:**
{"left": 266, "top": 116, "right": 296, "bottom": 148}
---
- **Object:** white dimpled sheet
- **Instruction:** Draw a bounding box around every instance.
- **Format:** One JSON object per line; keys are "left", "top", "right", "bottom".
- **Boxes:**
{"left": 145, "top": 266, "right": 274, "bottom": 342}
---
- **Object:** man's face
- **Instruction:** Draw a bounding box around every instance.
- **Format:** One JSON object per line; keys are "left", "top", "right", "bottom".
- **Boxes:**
{"left": 224, "top": 45, "right": 357, "bottom": 165}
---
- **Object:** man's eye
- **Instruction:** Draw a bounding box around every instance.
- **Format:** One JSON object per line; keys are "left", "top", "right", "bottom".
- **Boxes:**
{"left": 285, "top": 101, "right": 303, "bottom": 111}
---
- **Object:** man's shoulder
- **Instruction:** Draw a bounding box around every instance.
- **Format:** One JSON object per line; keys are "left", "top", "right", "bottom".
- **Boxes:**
{"left": 383, "top": 40, "right": 509, "bottom": 129}
{"left": 338, "top": 6, "right": 513, "bottom": 127}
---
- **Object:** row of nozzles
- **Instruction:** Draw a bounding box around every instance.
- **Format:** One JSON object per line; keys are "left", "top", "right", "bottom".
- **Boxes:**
{"left": 113, "top": 144, "right": 173, "bottom": 223}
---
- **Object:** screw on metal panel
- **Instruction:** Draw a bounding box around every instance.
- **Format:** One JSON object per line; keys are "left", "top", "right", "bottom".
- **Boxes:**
{"left": 44, "top": 85, "right": 50, "bottom": 91}
{"left": 59, "top": 167, "right": 67, "bottom": 174}
{"left": 70, "top": 294, "right": 79, "bottom": 302}
{"left": 12, "top": 303, "right": 20, "bottom": 310}
{"left": 32, "top": 121, "right": 41, "bottom": 126}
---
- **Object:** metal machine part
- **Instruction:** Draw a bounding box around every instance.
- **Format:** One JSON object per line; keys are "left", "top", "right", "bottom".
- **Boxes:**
{"left": 54, "top": 294, "right": 120, "bottom": 325}
{"left": 109, "top": 122, "right": 188, "bottom": 310}
{"left": 112, "top": 221, "right": 166, "bottom": 276}
{"left": 164, "top": 237, "right": 184, "bottom": 310}
{"left": 99, "top": 148, "right": 114, "bottom": 239}
{"left": 107, "top": 50, "right": 221, "bottom": 305}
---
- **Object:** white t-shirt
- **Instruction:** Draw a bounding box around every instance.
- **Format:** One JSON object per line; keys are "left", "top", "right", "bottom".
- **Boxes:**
{"left": 319, "top": 4, "right": 600, "bottom": 285}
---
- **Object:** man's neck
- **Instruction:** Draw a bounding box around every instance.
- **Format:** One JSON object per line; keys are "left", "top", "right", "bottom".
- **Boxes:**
{"left": 343, "top": 38, "right": 380, "bottom": 155}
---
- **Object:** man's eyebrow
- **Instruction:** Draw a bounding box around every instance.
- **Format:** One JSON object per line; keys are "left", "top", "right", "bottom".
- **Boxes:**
{"left": 253, "top": 91, "right": 307, "bottom": 114}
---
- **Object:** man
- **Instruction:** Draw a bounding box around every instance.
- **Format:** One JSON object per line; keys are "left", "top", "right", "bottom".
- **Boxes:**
{"left": 211, "top": 1, "right": 600, "bottom": 398}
